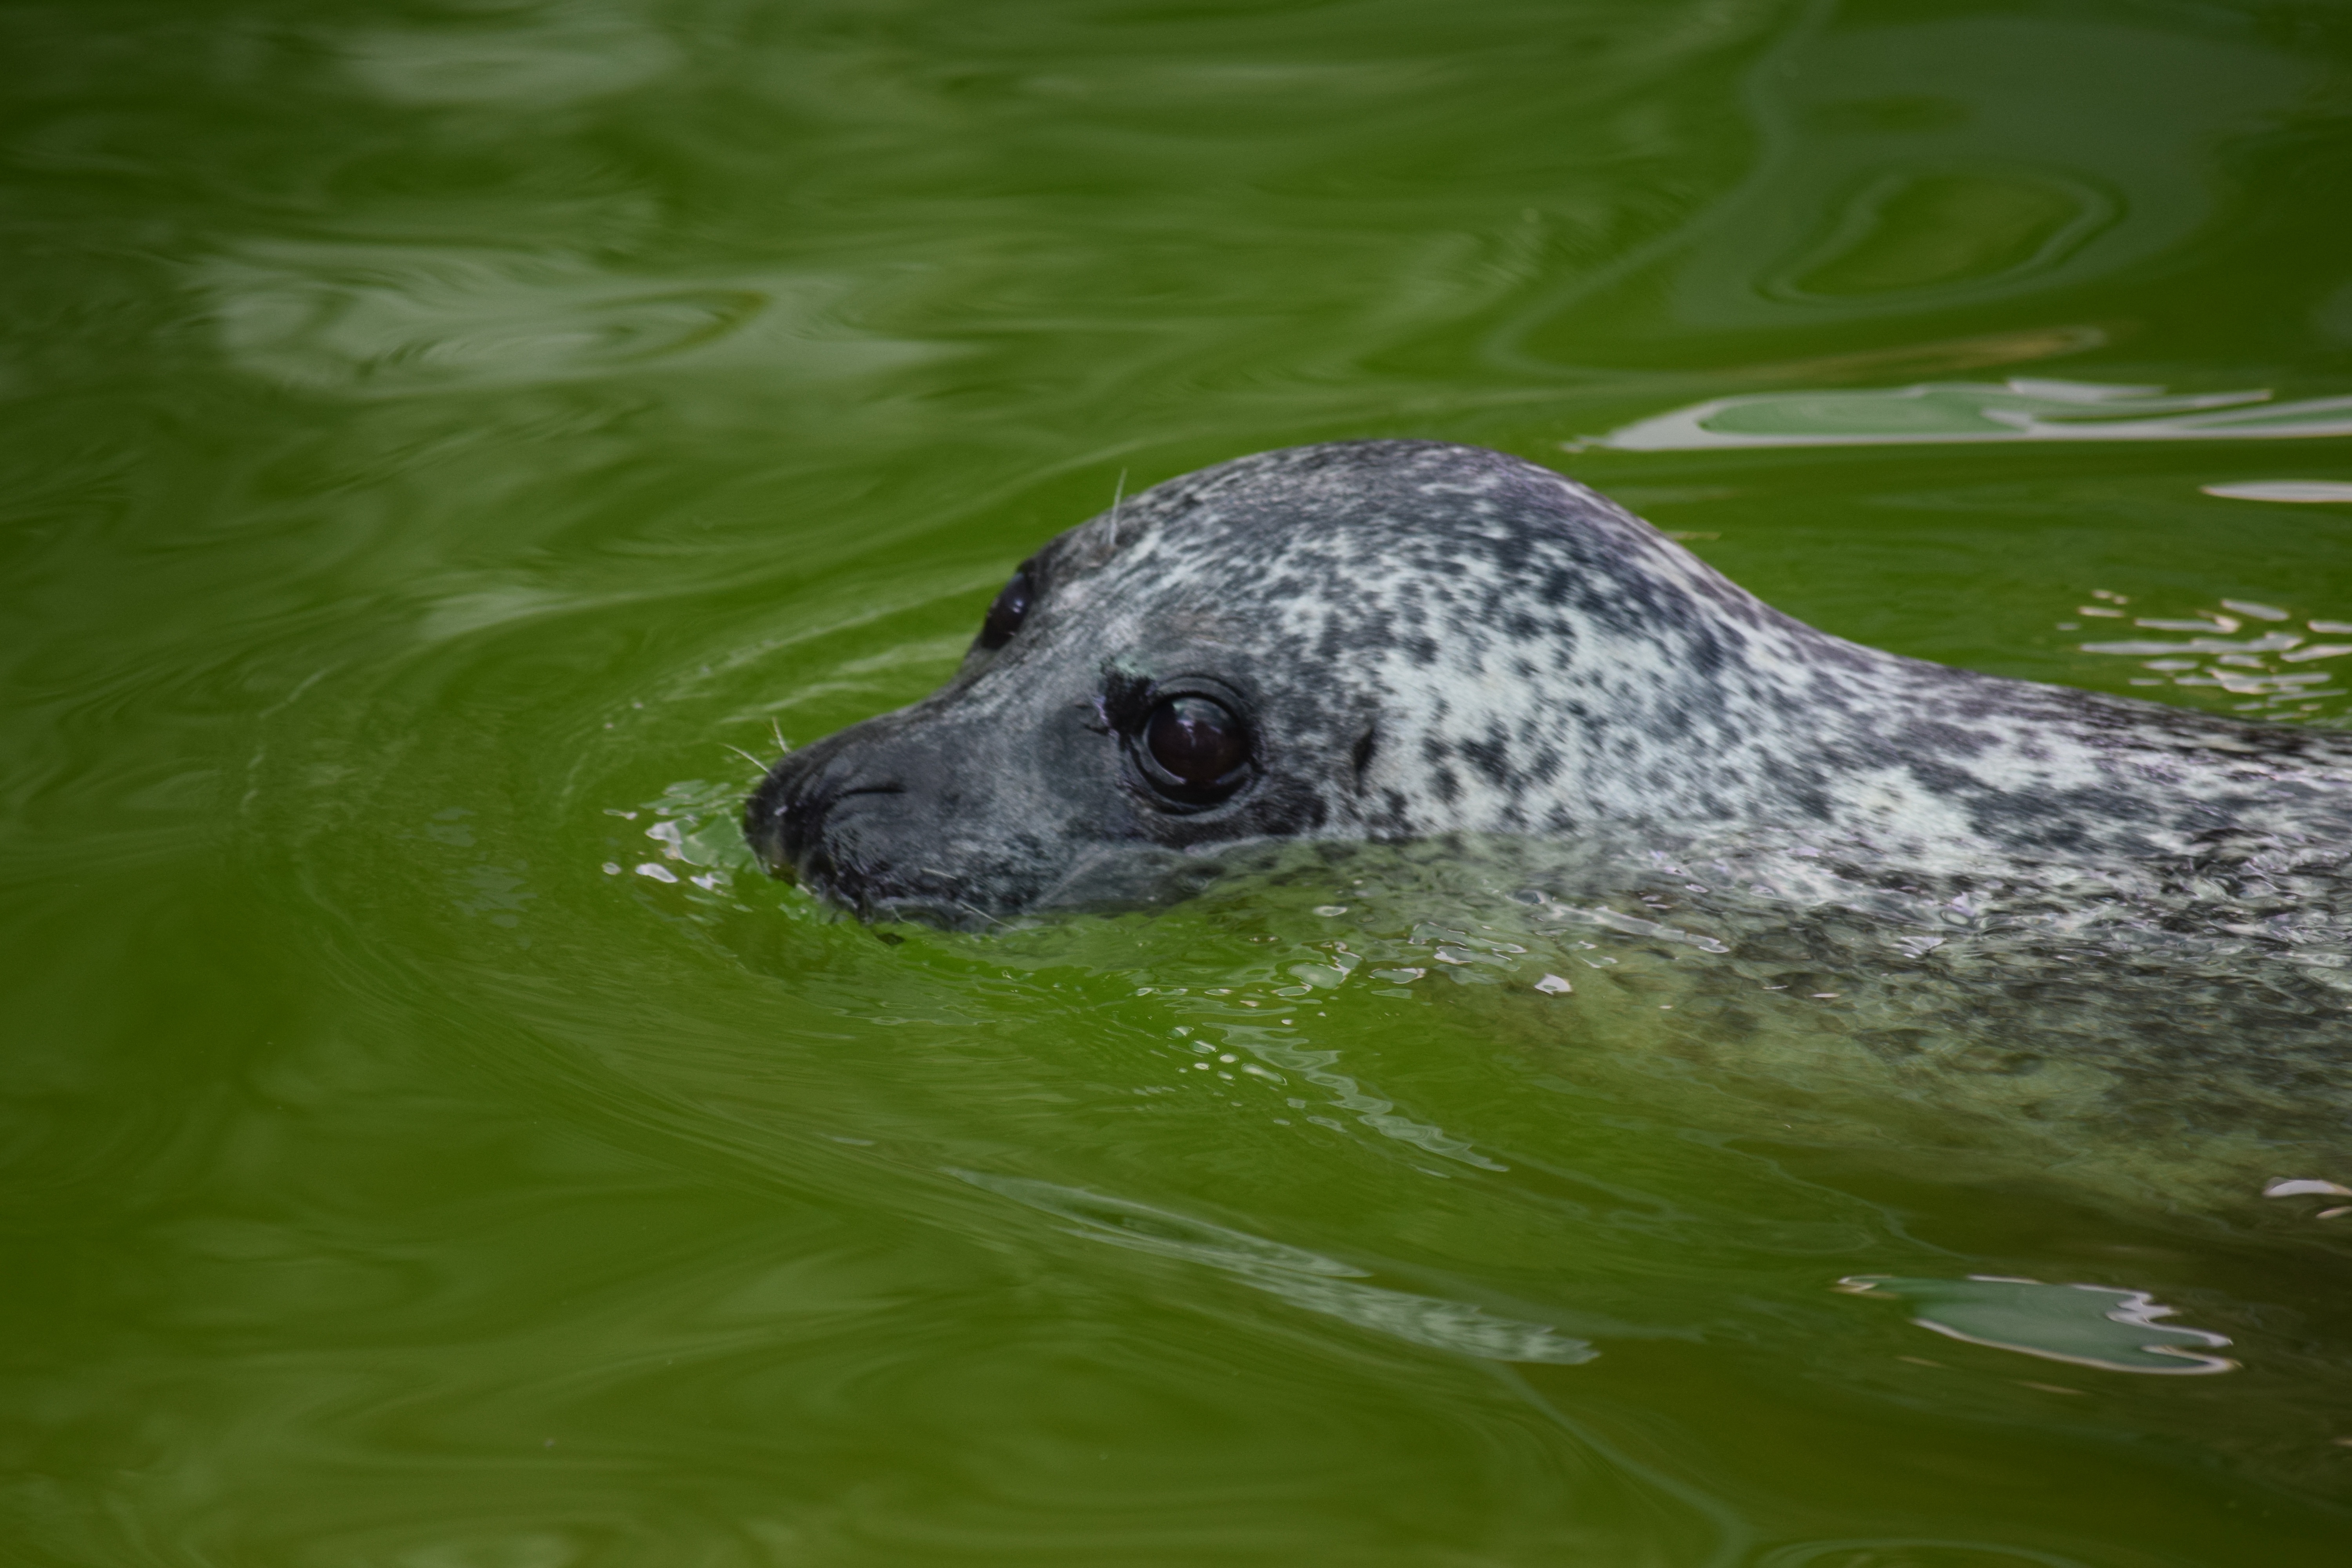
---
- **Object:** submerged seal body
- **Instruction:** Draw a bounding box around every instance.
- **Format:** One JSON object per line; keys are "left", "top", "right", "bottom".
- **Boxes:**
{"left": 744, "top": 440, "right": 2352, "bottom": 925}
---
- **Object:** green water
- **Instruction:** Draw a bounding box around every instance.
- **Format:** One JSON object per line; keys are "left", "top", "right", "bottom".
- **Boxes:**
{"left": 9, "top": 0, "right": 2352, "bottom": 1562}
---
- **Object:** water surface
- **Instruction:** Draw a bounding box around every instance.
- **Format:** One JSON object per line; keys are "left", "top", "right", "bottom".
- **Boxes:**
{"left": 8, "top": 1, "right": 2352, "bottom": 1563}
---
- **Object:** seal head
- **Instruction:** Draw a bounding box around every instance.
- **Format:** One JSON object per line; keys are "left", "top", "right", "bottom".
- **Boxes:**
{"left": 745, "top": 440, "right": 2352, "bottom": 923}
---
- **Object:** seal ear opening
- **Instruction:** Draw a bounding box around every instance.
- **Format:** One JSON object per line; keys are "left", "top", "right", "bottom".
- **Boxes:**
{"left": 1350, "top": 726, "right": 1378, "bottom": 788}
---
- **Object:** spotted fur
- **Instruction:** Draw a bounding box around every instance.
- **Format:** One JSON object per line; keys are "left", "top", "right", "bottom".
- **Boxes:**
{"left": 745, "top": 440, "right": 2352, "bottom": 924}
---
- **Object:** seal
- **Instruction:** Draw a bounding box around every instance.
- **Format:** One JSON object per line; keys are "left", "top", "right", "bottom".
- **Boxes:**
{"left": 743, "top": 439, "right": 2352, "bottom": 926}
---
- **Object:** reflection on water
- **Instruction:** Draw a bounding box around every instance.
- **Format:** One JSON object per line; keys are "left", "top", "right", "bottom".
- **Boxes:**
{"left": 2056, "top": 590, "right": 2352, "bottom": 722}
{"left": 1782, "top": 170, "right": 2112, "bottom": 301}
{"left": 339, "top": 2, "right": 681, "bottom": 107}
{"left": 1837, "top": 1275, "right": 2237, "bottom": 1376}
{"left": 956, "top": 1172, "right": 1598, "bottom": 1363}
{"left": 1593, "top": 379, "right": 2352, "bottom": 450}
{"left": 200, "top": 241, "right": 948, "bottom": 396}
{"left": 2202, "top": 480, "right": 2352, "bottom": 504}
{"left": 1500, "top": 7, "right": 2317, "bottom": 363}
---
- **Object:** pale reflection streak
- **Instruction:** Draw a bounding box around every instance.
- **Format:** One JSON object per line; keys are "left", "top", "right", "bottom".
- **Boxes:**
{"left": 1589, "top": 378, "right": 2352, "bottom": 450}
{"left": 1837, "top": 1275, "right": 2236, "bottom": 1375}
{"left": 953, "top": 1171, "right": 1598, "bottom": 1364}
{"left": 2201, "top": 481, "right": 2352, "bottom": 504}
{"left": 197, "top": 241, "right": 955, "bottom": 398}
{"left": 339, "top": 2, "right": 681, "bottom": 108}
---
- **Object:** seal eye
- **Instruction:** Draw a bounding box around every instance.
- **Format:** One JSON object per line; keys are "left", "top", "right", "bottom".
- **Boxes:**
{"left": 1141, "top": 695, "right": 1250, "bottom": 803}
{"left": 977, "top": 570, "right": 1031, "bottom": 651}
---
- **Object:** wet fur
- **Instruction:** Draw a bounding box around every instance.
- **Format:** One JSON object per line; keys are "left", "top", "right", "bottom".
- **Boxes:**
{"left": 746, "top": 439, "right": 2352, "bottom": 925}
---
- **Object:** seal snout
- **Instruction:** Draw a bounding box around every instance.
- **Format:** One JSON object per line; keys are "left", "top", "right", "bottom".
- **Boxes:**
{"left": 744, "top": 737, "right": 904, "bottom": 889}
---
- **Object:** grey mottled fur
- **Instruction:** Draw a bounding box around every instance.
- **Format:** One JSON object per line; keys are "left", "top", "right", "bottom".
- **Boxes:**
{"left": 744, "top": 440, "right": 2352, "bottom": 926}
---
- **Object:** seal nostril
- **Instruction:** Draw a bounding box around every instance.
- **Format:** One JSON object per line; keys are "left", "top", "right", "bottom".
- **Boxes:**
{"left": 753, "top": 773, "right": 909, "bottom": 885}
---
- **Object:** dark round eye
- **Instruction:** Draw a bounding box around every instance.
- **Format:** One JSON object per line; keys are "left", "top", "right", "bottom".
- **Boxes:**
{"left": 977, "top": 570, "right": 1031, "bottom": 651}
{"left": 1142, "top": 695, "right": 1250, "bottom": 801}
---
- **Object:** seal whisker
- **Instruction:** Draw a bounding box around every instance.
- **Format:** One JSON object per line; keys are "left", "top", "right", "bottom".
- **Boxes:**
{"left": 952, "top": 895, "right": 1007, "bottom": 929}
